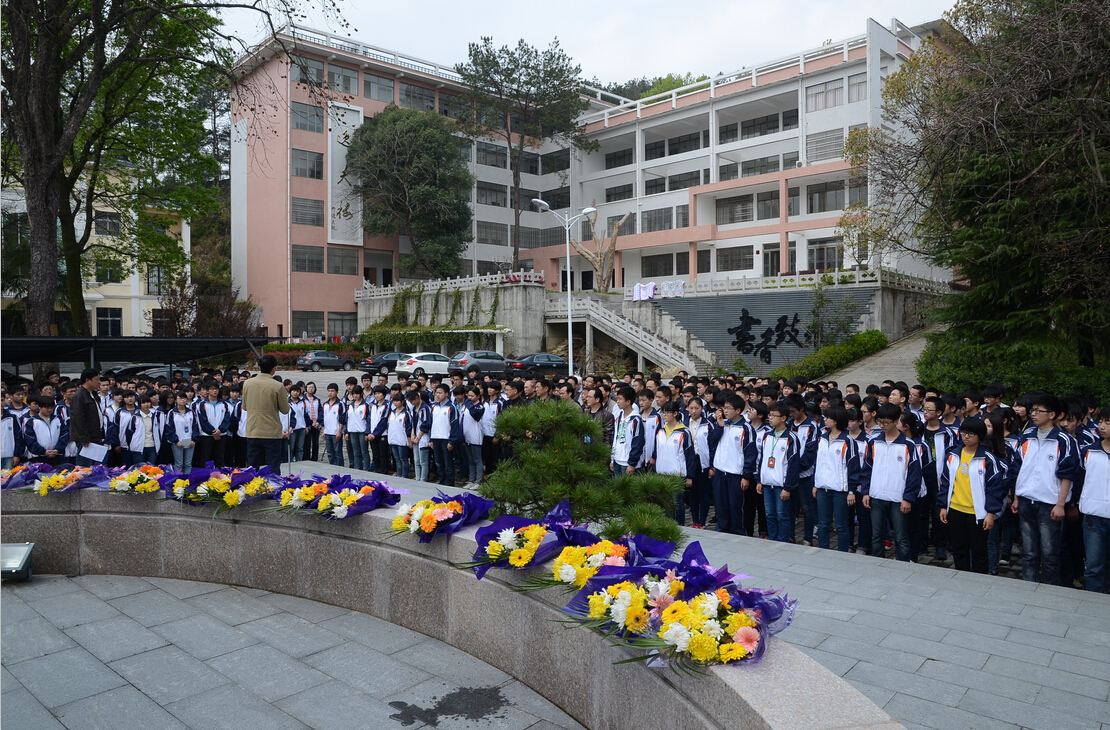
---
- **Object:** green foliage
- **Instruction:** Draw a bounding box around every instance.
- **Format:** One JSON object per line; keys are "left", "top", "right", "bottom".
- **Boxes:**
{"left": 806, "top": 281, "right": 865, "bottom": 351}
{"left": 915, "top": 330, "right": 1110, "bottom": 403}
{"left": 643, "top": 73, "right": 710, "bottom": 98}
{"left": 355, "top": 325, "right": 501, "bottom": 353}
{"left": 346, "top": 106, "right": 473, "bottom": 279}
{"left": 481, "top": 399, "right": 684, "bottom": 543}
{"left": 263, "top": 343, "right": 364, "bottom": 354}
{"left": 767, "top": 330, "right": 888, "bottom": 381}
{"left": 250, "top": 348, "right": 365, "bottom": 369}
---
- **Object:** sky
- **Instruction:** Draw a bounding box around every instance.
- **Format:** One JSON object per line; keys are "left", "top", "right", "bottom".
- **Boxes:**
{"left": 222, "top": 0, "right": 954, "bottom": 86}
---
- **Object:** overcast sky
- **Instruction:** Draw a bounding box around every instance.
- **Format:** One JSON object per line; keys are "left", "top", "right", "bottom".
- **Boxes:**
{"left": 224, "top": 0, "right": 953, "bottom": 85}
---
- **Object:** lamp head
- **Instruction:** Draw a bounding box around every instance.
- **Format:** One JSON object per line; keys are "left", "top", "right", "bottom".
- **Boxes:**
{"left": 531, "top": 198, "right": 550, "bottom": 212}
{"left": 580, "top": 207, "right": 597, "bottom": 215}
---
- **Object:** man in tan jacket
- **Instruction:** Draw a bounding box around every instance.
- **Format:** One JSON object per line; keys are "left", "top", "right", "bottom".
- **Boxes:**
{"left": 241, "top": 355, "right": 290, "bottom": 474}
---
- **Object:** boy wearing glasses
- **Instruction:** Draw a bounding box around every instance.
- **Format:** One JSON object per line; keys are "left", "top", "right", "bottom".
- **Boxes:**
{"left": 861, "top": 404, "right": 922, "bottom": 561}
{"left": 755, "top": 403, "right": 802, "bottom": 542}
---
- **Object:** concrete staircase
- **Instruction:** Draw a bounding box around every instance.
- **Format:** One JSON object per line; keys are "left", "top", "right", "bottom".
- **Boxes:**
{"left": 620, "top": 301, "right": 719, "bottom": 374}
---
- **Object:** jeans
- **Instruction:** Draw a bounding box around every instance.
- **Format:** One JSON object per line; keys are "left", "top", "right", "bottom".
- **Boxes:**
{"left": 467, "top": 443, "right": 484, "bottom": 483}
{"left": 1018, "top": 497, "right": 1064, "bottom": 585}
{"left": 171, "top": 444, "right": 195, "bottom": 474}
{"left": 799, "top": 475, "right": 817, "bottom": 543}
{"left": 1, "top": 457, "right": 10, "bottom": 470}
{"left": 987, "top": 506, "right": 1017, "bottom": 572}
{"left": 138, "top": 446, "right": 158, "bottom": 464}
{"left": 816, "top": 488, "right": 851, "bottom": 551}
{"left": 870, "top": 498, "right": 911, "bottom": 561}
{"left": 246, "top": 438, "right": 284, "bottom": 476}
{"left": 1082, "top": 514, "right": 1110, "bottom": 593}
{"left": 325, "top": 434, "right": 344, "bottom": 466}
{"left": 432, "top": 439, "right": 454, "bottom": 486}
{"left": 390, "top": 444, "right": 411, "bottom": 479}
{"left": 288, "top": 429, "right": 305, "bottom": 462}
{"left": 763, "top": 486, "right": 793, "bottom": 542}
{"left": 414, "top": 446, "right": 431, "bottom": 482}
{"left": 712, "top": 471, "right": 745, "bottom": 535}
{"left": 306, "top": 426, "right": 320, "bottom": 461}
{"left": 948, "top": 508, "right": 988, "bottom": 573}
{"left": 348, "top": 433, "right": 369, "bottom": 471}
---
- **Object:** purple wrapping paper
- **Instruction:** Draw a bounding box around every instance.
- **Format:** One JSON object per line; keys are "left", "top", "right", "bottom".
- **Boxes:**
{"left": 2, "top": 463, "right": 58, "bottom": 490}
{"left": 323, "top": 480, "right": 404, "bottom": 519}
{"left": 413, "top": 491, "right": 494, "bottom": 543}
{"left": 470, "top": 501, "right": 573, "bottom": 579}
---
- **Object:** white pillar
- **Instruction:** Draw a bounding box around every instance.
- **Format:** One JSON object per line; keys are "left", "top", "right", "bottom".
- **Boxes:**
{"left": 495, "top": 332, "right": 504, "bottom": 354}
{"left": 585, "top": 321, "right": 594, "bottom": 374}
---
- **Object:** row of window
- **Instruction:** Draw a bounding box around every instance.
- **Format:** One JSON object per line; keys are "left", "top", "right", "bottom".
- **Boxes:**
{"left": 475, "top": 223, "right": 565, "bottom": 248}
{"left": 290, "top": 55, "right": 458, "bottom": 116}
{"left": 291, "top": 310, "right": 358, "bottom": 338}
{"left": 713, "top": 180, "right": 865, "bottom": 225}
{"left": 806, "top": 73, "right": 867, "bottom": 113}
{"left": 719, "top": 109, "right": 799, "bottom": 145}
{"left": 637, "top": 237, "right": 845, "bottom": 279}
{"left": 291, "top": 245, "right": 361, "bottom": 275}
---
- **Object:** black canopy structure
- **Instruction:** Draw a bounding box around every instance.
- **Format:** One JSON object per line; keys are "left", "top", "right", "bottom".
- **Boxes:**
{"left": 1, "top": 336, "right": 278, "bottom": 369}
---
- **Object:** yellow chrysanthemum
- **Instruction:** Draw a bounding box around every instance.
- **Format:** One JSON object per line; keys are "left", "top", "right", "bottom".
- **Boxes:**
{"left": 723, "top": 610, "right": 757, "bottom": 634}
{"left": 508, "top": 548, "right": 531, "bottom": 567}
{"left": 661, "top": 601, "right": 688, "bottom": 625}
{"left": 223, "top": 490, "right": 241, "bottom": 507}
{"left": 135, "top": 479, "right": 160, "bottom": 493}
{"left": 688, "top": 631, "right": 720, "bottom": 662}
{"left": 573, "top": 565, "right": 595, "bottom": 588}
{"left": 487, "top": 541, "right": 504, "bottom": 559}
{"left": 624, "top": 605, "right": 649, "bottom": 633}
{"left": 719, "top": 642, "right": 747, "bottom": 663}
{"left": 391, "top": 514, "right": 409, "bottom": 531}
{"left": 280, "top": 490, "right": 293, "bottom": 506}
{"left": 587, "top": 592, "right": 609, "bottom": 618}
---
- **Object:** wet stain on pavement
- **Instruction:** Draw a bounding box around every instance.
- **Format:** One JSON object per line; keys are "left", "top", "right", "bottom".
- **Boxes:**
{"left": 389, "top": 685, "right": 509, "bottom": 727}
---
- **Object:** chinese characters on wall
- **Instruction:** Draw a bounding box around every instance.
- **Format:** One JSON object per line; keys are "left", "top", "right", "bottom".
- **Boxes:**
{"left": 727, "top": 309, "right": 806, "bottom": 364}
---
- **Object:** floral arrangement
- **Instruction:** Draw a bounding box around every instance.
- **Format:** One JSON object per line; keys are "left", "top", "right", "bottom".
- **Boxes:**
{"left": 465, "top": 502, "right": 577, "bottom": 579}
{"left": 390, "top": 491, "right": 493, "bottom": 543}
{"left": 3, "top": 463, "right": 72, "bottom": 491}
{"left": 1, "top": 464, "right": 30, "bottom": 489}
{"left": 28, "top": 466, "right": 100, "bottom": 496}
{"left": 515, "top": 532, "right": 674, "bottom": 593}
{"left": 269, "top": 474, "right": 405, "bottom": 519}
{"left": 107, "top": 465, "right": 164, "bottom": 493}
{"left": 551, "top": 540, "right": 629, "bottom": 588}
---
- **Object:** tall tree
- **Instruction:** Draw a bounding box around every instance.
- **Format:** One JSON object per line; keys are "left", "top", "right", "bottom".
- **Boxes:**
{"left": 456, "top": 37, "right": 598, "bottom": 268}
{"left": 570, "top": 203, "right": 629, "bottom": 292}
{"left": 841, "top": 0, "right": 1110, "bottom": 366}
{"left": 345, "top": 105, "right": 474, "bottom": 279}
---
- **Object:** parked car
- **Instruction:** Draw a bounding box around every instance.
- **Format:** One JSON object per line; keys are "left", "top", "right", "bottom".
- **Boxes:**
{"left": 394, "top": 352, "right": 452, "bottom": 378}
{"left": 358, "top": 352, "right": 407, "bottom": 376}
{"left": 505, "top": 353, "right": 571, "bottom": 379}
{"left": 296, "top": 350, "right": 356, "bottom": 372}
{"left": 448, "top": 350, "right": 510, "bottom": 378}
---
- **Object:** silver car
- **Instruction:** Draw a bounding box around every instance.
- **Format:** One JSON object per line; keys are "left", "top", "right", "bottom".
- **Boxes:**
{"left": 448, "top": 350, "right": 510, "bottom": 378}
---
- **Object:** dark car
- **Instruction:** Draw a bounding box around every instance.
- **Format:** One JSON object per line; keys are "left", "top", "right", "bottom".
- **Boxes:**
{"left": 296, "top": 350, "right": 356, "bottom": 372}
{"left": 358, "top": 352, "right": 407, "bottom": 376}
{"left": 506, "top": 353, "right": 571, "bottom": 379}
{"left": 448, "top": 350, "right": 511, "bottom": 378}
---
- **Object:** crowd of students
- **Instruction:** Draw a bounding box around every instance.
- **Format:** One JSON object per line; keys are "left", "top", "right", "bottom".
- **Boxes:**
{"left": 1, "top": 367, "right": 1106, "bottom": 592}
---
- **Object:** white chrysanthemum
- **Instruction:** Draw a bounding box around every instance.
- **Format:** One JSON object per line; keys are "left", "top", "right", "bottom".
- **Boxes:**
{"left": 396, "top": 503, "right": 411, "bottom": 516}
{"left": 662, "top": 623, "right": 691, "bottom": 651}
{"left": 412, "top": 504, "right": 425, "bottom": 522}
{"left": 496, "top": 528, "right": 518, "bottom": 549}
{"left": 701, "top": 593, "right": 720, "bottom": 617}
{"left": 332, "top": 504, "right": 349, "bottom": 519}
{"left": 173, "top": 485, "right": 186, "bottom": 497}
{"left": 111, "top": 479, "right": 131, "bottom": 492}
{"left": 615, "top": 590, "right": 633, "bottom": 606}
{"left": 586, "top": 553, "right": 606, "bottom": 568}
{"left": 558, "top": 563, "right": 577, "bottom": 583}
{"left": 409, "top": 516, "right": 420, "bottom": 532}
{"left": 236, "top": 487, "right": 248, "bottom": 501}
{"left": 197, "top": 484, "right": 209, "bottom": 496}
{"left": 702, "top": 618, "right": 724, "bottom": 639}
{"left": 610, "top": 602, "right": 628, "bottom": 625}
{"left": 290, "top": 495, "right": 306, "bottom": 508}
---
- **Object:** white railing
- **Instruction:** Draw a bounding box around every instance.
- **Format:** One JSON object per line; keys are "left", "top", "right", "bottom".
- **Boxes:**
{"left": 355, "top": 270, "right": 546, "bottom": 301}
{"left": 546, "top": 298, "right": 694, "bottom": 372}
{"left": 278, "top": 24, "right": 464, "bottom": 84}
{"left": 622, "top": 268, "right": 949, "bottom": 299}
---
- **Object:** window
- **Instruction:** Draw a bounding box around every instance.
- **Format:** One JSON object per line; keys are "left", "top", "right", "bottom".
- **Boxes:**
{"left": 645, "top": 177, "right": 666, "bottom": 195}
{"left": 292, "top": 245, "right": 325, "bottom": 273}
{"left": 676, "top": 251, "right": 689, "bottom": 276}
{"left": 605, "top": 184, "right": 634, "bottom": 203}
{"left": 782, "top": 151, "right": 799, "bottom": 170}
{"left": 95, "top": 307, "right": 122, "bottom": 337}
{"left": 644, "top": 140, "right": 666, "bottom": 161}
{"left": 607, "top": 214, "right": 635, "bottom": 237}
{"left": 742, "top": 156, "right": 779, "bottom": 178}
{"left": 849, "top": 182, "right": 868, "bottom": 206}
{"left": 328, "top": 247, "right": 359, "bottom": 276}
{"left": 757, "top": 190, "right": 779, "bottom": 220}
{"left": 848, "top": 73, "right": 868, "bottom": 103}
{"left": 514, "top": 188, "right": 540, "bottom": 211}
{"left": 719, "top": 163, "right": 738, "bottom": 181}
{"left": 697, "top": 249, "right": 711, "bottom": 273}
{"left": 476, "top": 221, "right": 509, "bottom": 246}
{"left": 292, "top": 310, "right": 325, "bottom": 338}
{"left": 364, "top": 74, "right": 394, "bottom": 103}
{"left": 292, "top": 102, "right": 324, "bottom": 133}
{"left": 541, "top": 186, "right": 570, "bottom": 210}
{"left": 150, "top": 309, "right": 173, "bottom": 337}
{"left": 717, "top": 246, "right": 754, "bottom": 272}
{"left": 475, "top": 181, "right": 508, "bottom": 207}
{"left": 809, "top": 238, "right": 843, "bottom": 271}
{"left": 719, "top": 123, "right": 738, "bottom": 145}
{"left": 806, "top": 79, "right": 844, "bottom": 112}
{"left": 476, "top": 142, "right": 507, "bottom": 169}
{"left": 641, "top": 253, "right": 673, "bottom": 278}
{"left": 476, "top": 260, "right": 501, "bottom": 276}
{"left": 541, "top": 149, "right": 570, "bottom": 175}
{"left": 94, "top": 211, "right": 121, "bottom": 236}
{"left": 668, "top": 171, "right": 700, "bottom": 191}
{"left": 806, "top": 180, "right": 845, "bottom": 213}
{"left": 806, "top": 128, "right": 845, "bottom": 162}
{"left": 741, "top": 113, "right": 779, "bottom": 139}
{"left": 291, "top": 55, "right": 324, "bottom": 86}
{"left": 782, "top": 109, "right": 799, "bottom": 131}
{"left": 514, "top": 225, "right": 548, "bottom": 249}
{"left": 292, "top": 149, "right": 324, "bottom": 179}
{"left": 399, "top": 82, "right": 435, "bottom": 111}
{"left": 512, "top": 151, "right": 540, "bottom": 175}
{"left": 291, "top": 197, "right": 325, "bottom": 226}
{"left": 458, "top": 139, "right": 472, "bottom": 161}
{"left": 328, "top": 65, "right": 358, "bottom": 94}
{"left": 787, "top": 187, "right": 800, "bottom": 216}
{"left": 641, "top": 207, "right": 673, "bottom": 233}
{"left": 94, "top": 261, "right": 123, "bottom": 284}
{"left": 328, "top": 311, "right": 358, "bottom": 337}
{"left": 605, "top": 148, "right": 633, "bottom": 169}
{"left": 580, "top": 220, "right": 594, "bottom": 240}
{"left": 676, "top": 204, "right": 689, "bottom": 228}
{"left": 715, "top": 195, "right": 753, "bottom": 224}
{"left": 438, "top": 92, "right": 460, "bottom": 118}
{"left": 668, "top": 132, "right": 701, "bottom": 156}
{"left": 146, "top": 265, "right": 166, "bottom": 295}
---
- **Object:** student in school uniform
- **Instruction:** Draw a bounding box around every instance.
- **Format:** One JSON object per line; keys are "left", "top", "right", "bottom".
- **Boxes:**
{"left": 23, "top": 396, "right": 67, "bottom": 466}
{"left": 112, "top": 394, "right": 155, "bottom": 465}
{"left": 743, "top": 400, "right": 771, "bottom": 538}
{"left": 684, "top": 397, "right": 714, "bottom": 530}
{"left": 303, "top": 382, "right": 322, "bottom": 462}
{"left": 610, "top": 386, "right": 645, "bottom": 477}
{"left": 755, "top": 402, "right": 803, "bottom": 543}
{"left": 386, "top": 392, "right": 413, "bottom": 479}
{"left": 638, "top": 390, "right": 660, "bottom": 472}
{"left": 939, "top": 417, "right": 1005, "bottom": 574}
{"left": 196, "top": 382, "right": 230, "bottom": 468}
{"left": 451, "top": 386, "right": 470, "bottom": 484}
{"left": 461, "top": 385, "right": 486, "bottom": 488}
{"left": 429, "top": 384, "right": 462, "bottom": 486}
{"left": 899, "top": 411, "right": 936, "bottom": 562}
{"left": 785, "top": 394, "right": 821, "bottom": 546}
{"left": 343, "top": 386, "right": 371, "bottom": 471}
{"left": 860, "top": 404, "right": 923, "bottom": 561}
{"left": 1079, "top": 407, "right": 1110, "bottom": 592}
{"left": 225, "top": 385, "right": 246, "bottom": 468}
{"left": 813, "top": 405, "right": 861, "bottom": 551}
{"left": 165, "top": 391, "right": 199, "bottom": 474}
{"left": 707, "top": 394, "right": 757, "bottom": 536}
{"left": 408, "top": 389, "right": 433, "bottom": 482}
{"left": 321, "top": 384, "right": 346, "bottom": 467}
{"left": 367, "top": 386, "right": 391, "bottom": 473}
{"left": 480, "top": 382, "right": 504, "bottom": 476}
{"left": 657, "top": 401, "right": 698, "bottom": 526}
{"left": 1, "top": 398, "right": 25, "bottom": 470}
{"left": 286, "top": 384, "right": 308, "bottom": 463}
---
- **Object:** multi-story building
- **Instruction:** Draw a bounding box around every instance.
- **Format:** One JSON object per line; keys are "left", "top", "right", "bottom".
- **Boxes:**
{"left": 232, "top": 17, "right": 947, "bottom": 342}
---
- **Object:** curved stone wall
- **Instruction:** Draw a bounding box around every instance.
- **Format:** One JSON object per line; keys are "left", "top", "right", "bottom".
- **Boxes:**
{"left": 1, "top": 490, "right": 903, "bottom": 730}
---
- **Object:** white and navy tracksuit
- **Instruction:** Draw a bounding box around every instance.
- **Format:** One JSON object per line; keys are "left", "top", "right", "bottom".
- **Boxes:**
{"left": 611, "top": 410, "right": 645, "bottom": 471}
{"left": 860, "top": 434, "right": 922, "bottom": 561}
{"left": 707, "top": 419, "right": 757, "bottom": 535}
{"left": 1010, "top": 425, "right": 1081, "bottom": 584}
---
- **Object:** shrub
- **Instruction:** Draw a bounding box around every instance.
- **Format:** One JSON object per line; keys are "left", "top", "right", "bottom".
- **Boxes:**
{"left": 263, "top": 343, "right": 366, "bottom": 353}
{"left": 766, "top": 329, "right": 888, "bottom": 381}
{"left": 249, "top": 346, "right": 365, "bottom": 369}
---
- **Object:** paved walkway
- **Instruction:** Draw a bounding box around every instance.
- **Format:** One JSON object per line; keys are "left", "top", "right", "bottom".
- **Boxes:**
{"left": 1, "top": 575, "right": 583, "bottom": 730}
{"left": 825, "top": 328, "right": 935, "bottom": 388}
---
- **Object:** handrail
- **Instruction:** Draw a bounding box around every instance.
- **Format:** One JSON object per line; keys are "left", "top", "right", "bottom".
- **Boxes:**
{"left": 622, "top": 268, "right": 949, "bottom": 299}
{"left": 355, "top": 270, "right": 546, "bottom": 301}
{"left": 546, "top": 298, "right": 694, "bottom": 371}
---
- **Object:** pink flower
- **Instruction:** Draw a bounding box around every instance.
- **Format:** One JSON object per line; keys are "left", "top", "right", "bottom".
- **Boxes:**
{"left": 432, "top": 507, "right": 453, "bottom": 521}
{"left": 649, "top": 593, "right": 674, "bottom": 610}
{"left": 733, "top": 626, "right": 760, "bottom": 653}
{"left": 602, "top": 555, "right": 626, "bottom": 566}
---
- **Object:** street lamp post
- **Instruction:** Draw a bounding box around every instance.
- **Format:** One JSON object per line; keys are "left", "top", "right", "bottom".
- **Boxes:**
{"left": 532, "top": 200, "right": 596, "bottom": 377}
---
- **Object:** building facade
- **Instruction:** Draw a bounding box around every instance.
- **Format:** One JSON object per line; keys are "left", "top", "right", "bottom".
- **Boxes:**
{"left": 232, "top": 17, "right": 946, "bottom": 341}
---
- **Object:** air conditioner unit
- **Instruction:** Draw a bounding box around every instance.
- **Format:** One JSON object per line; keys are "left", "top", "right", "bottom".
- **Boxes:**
{"left": 796, "top": 161, "right": 805, "bottom": 168}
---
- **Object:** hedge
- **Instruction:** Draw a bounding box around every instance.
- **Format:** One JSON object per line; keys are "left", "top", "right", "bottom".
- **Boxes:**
{"left": 915, "top": 331, "right": 1110, "bottom": 402}
{"left": 249, "top": 347, "right": 365, "bottom": 369}
{"left": 766, "top": 330, "right": 889, "bottom": 382}
{"left": 263, "top": 343, "right": 366, "bottom": 353}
